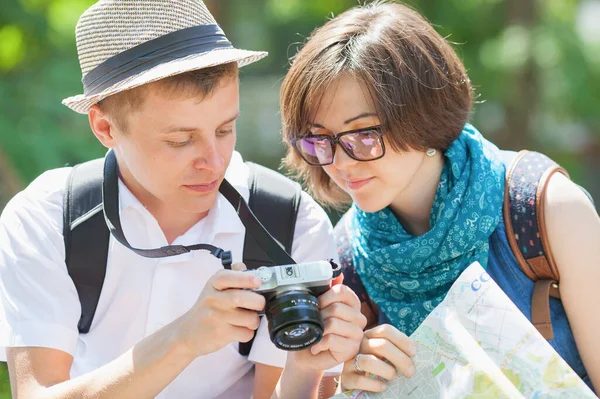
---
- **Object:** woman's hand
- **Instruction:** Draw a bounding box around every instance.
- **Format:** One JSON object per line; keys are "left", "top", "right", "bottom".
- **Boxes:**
{"left": 340, "top": 324, "right": 417, "bottom": 393}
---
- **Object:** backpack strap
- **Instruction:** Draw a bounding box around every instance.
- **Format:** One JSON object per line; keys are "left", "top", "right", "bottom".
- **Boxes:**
{"left": 238, "top": 162, "right": 302, "bottom": 356}
{"left": 64, "top": 157, "right": 302, "bottom": 356}
{"left": 503, "top": 150, "right": 568, "bottom": 340}
{"left": 63, "top": 158, "right": 110, "bottom": 334}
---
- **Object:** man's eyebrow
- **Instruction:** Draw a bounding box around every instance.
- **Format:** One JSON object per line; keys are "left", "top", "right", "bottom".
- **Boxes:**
{"left": 219, "top": 111, "right": 240, "bottom": 126}
{"left": 308, "top": 112, "right": 378, "bottom": 130}
{"left": 163, "top": 112, "right": 240, "bottom": 134}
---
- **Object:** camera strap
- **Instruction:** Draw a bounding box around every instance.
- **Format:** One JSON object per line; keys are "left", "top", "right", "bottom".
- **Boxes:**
{"left": 102, "top": 150, "right": 296, "bottom": 267}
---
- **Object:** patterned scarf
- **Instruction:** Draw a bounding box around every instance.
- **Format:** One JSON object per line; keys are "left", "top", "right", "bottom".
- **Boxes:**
{"left": 349, "top": 124, "right": 505, "bottom": 336}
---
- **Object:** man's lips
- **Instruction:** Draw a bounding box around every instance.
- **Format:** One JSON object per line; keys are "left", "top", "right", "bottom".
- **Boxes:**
{"left": 183, "top": 179, "right": 220, "bottom": 193}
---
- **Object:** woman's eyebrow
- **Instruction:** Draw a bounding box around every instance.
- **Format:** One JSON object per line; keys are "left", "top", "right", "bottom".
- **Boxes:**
{"left": 308, "top": 112, "right": 378, "bottom": 130}
{"left": 344, "top": 112, "right": 378, "bottom": 125}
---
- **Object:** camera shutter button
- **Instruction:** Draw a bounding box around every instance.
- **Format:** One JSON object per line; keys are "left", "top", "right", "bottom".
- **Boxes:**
{"left": 257, "top": 266, "right": 273, "bottom": 282}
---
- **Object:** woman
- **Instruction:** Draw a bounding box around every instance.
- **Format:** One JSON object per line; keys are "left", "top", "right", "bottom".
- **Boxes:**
{"left": 279, "top": 1, "right": 600, "bottom": 394}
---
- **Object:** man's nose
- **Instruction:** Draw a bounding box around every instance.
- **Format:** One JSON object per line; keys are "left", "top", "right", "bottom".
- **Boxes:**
{"left": 192, "top": 139, "right": 224, "bottom": 171}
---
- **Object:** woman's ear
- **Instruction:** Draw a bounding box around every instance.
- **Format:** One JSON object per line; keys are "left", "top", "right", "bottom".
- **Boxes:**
{"left": 88, "top": 104, "right": 117, "bottom": 149}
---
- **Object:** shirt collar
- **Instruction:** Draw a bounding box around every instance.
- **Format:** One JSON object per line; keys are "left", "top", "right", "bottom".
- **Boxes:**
{"left": 116, "top": 150, "right": 248, "bottom": 240}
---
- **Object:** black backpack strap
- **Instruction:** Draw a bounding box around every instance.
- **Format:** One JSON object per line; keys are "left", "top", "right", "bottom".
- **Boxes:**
{"left": 503, "top": 150, "right": 568, "bottom": 340}
{"left": 64, "top": 155, "right": 303, "bottom": 355}
{"left": 242, "top": 162, "right": 301, "bottom": 268}
{"left": 238, "top": 162, "right": 302, "bottom": 356}
{"left": 63, "top": 158, "right": 110, "bottom": 334}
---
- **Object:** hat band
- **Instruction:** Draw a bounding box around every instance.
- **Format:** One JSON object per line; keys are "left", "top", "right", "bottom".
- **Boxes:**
{"left": 82, "top": 24, "right": 233, "bottom": 96}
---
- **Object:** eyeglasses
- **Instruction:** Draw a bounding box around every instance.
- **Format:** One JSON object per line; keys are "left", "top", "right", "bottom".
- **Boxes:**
{"left": 291, "top": 126, "right": 386, "bottom": 166}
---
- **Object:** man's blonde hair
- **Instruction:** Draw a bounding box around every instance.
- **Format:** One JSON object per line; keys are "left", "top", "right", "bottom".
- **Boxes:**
{"left": 98, "top": 62, "right": 238, "bottom": 131}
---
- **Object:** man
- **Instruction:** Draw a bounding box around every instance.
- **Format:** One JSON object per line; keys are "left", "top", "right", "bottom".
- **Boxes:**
{"left": 0, "top": 1, "right": 366, "bottom": 398}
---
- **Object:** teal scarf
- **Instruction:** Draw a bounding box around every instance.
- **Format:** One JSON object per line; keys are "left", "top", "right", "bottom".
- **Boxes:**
{"left": 349, "top": 124, "right": 505, "bottom": 336}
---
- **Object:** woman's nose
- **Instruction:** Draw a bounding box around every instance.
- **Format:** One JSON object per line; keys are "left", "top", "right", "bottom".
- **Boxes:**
{"left": 332, "top": 143, "right": 358, "bottom": 170}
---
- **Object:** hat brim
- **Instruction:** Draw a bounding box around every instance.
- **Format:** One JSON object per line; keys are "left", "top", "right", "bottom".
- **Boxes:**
{"left": 62, "top": 48, "right": 267, "bottom": 114}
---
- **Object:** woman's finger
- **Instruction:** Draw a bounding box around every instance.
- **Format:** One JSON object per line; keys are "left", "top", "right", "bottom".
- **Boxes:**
{"left": 361, "top": 337, "right": 415, "bottom": 377}
{"left": 341, "top": 368, "right": 388, "bottom": 393}
{"left": 365, "top": 324, "right": 417, "bottom": 357}
{"left": 353, "top": 353, "right": 397, "bottom": 381}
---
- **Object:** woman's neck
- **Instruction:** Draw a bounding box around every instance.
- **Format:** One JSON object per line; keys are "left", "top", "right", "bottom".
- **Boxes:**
{"left": 389, "top": 152, "right": 445, "bottom": 236}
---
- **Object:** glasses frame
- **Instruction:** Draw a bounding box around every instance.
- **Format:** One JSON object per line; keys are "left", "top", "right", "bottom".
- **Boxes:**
{"left": 291, "top": 125, "right": 386, "bottom": 166}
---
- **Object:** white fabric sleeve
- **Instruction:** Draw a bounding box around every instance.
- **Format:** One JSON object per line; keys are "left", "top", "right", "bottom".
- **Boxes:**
{"left": 0, "top": 168, "right": 81, "bottom": 361}
{"left": 248, "top": 191, "right": 340, "bottom": 374}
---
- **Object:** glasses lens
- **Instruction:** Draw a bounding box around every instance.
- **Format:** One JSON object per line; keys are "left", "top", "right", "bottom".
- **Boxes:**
{"left": 295, "top": 137, "right": 333, "bottom": 165}
{"left": 339, "top": 130, "right": 384, "bottom": 160}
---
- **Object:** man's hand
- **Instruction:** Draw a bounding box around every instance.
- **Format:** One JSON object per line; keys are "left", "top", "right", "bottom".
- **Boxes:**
{"left": 177, "top": 264, "right": 265, "bottom": 358}
{"left": 291, "top": 284, "right": 367, "bottom": 371}
{"left": 340, "top": 324, "right": 417, "bottom": 393}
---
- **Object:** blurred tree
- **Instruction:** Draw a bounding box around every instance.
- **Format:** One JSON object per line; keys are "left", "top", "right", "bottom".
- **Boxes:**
{"left": 0, "top": 147, "right": 21, "bottom": 210}
{"left": 0, "top": 0, "right": 598, "bottom": 393}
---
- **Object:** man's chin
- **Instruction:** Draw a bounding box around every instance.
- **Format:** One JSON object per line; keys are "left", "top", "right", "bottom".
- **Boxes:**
{"left": 180, "top": 194, "right": 219, "bottom": 216}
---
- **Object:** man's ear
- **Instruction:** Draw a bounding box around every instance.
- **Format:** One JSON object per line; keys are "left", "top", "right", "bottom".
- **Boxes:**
{"left": 89, "top": 104, "right": 118, "bottom": 149}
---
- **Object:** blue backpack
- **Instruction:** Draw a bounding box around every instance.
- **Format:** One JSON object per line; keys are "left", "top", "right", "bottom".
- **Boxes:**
{"left": 503, "top": 150, "right": 595, "bottom": 340}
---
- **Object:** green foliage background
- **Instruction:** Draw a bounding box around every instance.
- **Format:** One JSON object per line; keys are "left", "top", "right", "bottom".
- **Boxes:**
{"left": 0, "top": 0, "right": 598, "bottom": 395}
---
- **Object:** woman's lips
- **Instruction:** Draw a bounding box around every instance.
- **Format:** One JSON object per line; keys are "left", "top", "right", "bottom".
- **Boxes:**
{"left": 184, "top": 179, "right": 219, "bottom": 193}
{"left": 345, "top": 177, "right": 373, "bottom": 190}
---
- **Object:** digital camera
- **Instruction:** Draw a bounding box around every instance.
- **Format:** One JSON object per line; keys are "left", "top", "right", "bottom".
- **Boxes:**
{"left": 246, "top": 260, "right": 341, "bottom": 351}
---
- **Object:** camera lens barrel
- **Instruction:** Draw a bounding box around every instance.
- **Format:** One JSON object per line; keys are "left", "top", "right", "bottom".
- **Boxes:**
{"left": 265, "top": 289, "right": 324, "bottom": 351}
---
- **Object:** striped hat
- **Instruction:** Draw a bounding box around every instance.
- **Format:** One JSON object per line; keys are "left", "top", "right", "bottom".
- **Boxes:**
{"left": 62, "top": 0, "right": 267, "bottom": 114}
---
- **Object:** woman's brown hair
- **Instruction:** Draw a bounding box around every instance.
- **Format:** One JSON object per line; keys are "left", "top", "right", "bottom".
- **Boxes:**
{"left": 280, "top": 1, "right": 474, "bottom": 208}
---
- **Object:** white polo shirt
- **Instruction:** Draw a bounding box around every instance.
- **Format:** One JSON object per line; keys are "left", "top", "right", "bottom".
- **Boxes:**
{"left": 0, "top": 151, "right": 337, "bottom": 398}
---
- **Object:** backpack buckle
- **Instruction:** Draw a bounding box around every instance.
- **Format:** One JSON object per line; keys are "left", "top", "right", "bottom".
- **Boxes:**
{"left": 220, "top": 250, "right": 233, "bottom": 269}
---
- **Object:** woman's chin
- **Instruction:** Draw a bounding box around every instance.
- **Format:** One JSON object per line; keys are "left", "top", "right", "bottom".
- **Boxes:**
{"left": 352, "top": 197, "right": 388, "bottom": 214}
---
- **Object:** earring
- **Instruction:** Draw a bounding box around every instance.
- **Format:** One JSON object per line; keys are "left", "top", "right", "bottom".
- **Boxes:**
{"left": 426, "top": 148, "right": 437, "bottom": 157}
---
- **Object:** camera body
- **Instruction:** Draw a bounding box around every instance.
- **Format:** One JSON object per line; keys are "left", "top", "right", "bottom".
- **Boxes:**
{"left": 245, "top": 260, "right": 341, "bottom": 351}
{"left": 249, "top": 261, "right": 335, "bottom": 297}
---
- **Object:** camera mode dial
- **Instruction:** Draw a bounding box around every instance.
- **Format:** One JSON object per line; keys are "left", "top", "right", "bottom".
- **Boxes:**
{"left": 256, "top": 266, "right": 273, "bottom": 283}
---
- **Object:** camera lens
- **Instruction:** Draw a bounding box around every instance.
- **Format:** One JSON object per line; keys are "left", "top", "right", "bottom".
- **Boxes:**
{"left": 265, "top": 289, "right": 324, "bottom": 351}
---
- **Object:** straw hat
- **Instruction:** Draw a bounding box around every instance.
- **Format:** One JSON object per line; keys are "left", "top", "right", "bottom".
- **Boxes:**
{"left": 62, "top": 0, "right": 267, "bottom": 114}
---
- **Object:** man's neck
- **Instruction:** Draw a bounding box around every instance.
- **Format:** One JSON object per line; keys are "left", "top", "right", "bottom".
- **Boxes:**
{"left": 151, "top": 207, "right": 209, "bottom": 245}
{"left": 117, "top": 166, "right": 209, "bottom": 245}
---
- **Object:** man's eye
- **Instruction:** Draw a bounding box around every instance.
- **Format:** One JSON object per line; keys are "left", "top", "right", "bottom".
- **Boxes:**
{"left": 166, "top": 139, "right": 192, "bottom": 147}
{"left": 217, "top": 129, "right": 233, "bottom": 136}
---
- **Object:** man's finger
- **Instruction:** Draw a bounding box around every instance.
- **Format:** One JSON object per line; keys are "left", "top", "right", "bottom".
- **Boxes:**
{"left": 321, "top": 316, "right": 363, "bottom": 343}
{"left": 215, "top": 289, "right": 266, "bottom": 312}
{"left": 223, "top": 308, "right": 261, "bottom": 330}
{"left": 230, "top": 262, "right": 247, "bottom": 272}
{"left": 211, "top": 269, "right": 262, "bottom": 291}
{"left": 310, "top": 334, "right": 357, "bottom": 360}
{"left": 226, "top": 325, "right": 256, "bottom": 343}
{"left": 320, "top": 302, "right": 367, "bottom": 328}
{"left": 318, "top": 284, "right": 361, "bottom": 310}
